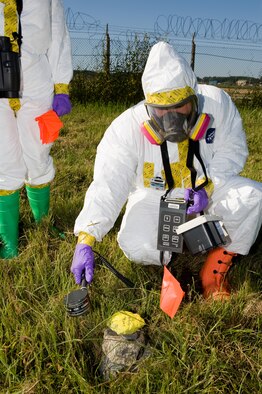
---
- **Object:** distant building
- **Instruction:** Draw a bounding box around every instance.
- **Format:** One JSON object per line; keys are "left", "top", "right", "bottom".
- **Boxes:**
{"left": 236, "top": 80, "right": 248, "bottom": 86}
{"left": 209, "top": 80, "right": 218, "bottom": 86}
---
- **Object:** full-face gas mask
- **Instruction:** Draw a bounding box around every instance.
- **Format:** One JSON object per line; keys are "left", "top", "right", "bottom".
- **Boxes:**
{"left": 141, "top": 90, "right": 210, "bottom": 145}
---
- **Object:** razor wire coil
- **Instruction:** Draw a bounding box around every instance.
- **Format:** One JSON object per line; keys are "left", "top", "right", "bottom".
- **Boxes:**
{"left": 65, "top": 9, "right": 262, "bottom": 44}
{"left": 154, "top": 15, "right": 262, "bottom": 43}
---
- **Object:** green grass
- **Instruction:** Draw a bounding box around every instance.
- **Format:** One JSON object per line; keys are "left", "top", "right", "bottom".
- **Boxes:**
{"left": 0, "top": 103, "right": 261, "bottom": 393}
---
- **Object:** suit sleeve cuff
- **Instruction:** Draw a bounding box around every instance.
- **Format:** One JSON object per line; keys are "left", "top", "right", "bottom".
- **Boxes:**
{"left": 77, "top": 232, "right": 96, "bottom": 247}
{"left": 54, "top": 83, "right": 70, "bottom": 95}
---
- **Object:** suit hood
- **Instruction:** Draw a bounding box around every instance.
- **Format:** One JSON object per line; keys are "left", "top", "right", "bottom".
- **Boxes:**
{"left": 142, "top": 41, "right": 198, "bottom": 106}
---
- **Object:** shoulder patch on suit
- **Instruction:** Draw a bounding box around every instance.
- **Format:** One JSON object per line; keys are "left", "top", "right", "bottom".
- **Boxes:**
{"left": 205, "top": 128, "right": 215, "bottom": 144}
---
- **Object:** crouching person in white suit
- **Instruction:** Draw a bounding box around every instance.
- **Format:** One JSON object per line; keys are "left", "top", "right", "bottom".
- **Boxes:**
{"left": 71, "top": 41, "right": 262, "bottom": 300}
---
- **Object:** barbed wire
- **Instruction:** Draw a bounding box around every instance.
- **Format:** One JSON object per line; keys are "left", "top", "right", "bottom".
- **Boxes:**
{"left": 65, "top": 8, "right": 104, "bottom": 35}
{"left": 154, "top": 15, "right": 262, "bottom": 43}
{"left": 65, "top": 8, "right": 262, "bottom": 44}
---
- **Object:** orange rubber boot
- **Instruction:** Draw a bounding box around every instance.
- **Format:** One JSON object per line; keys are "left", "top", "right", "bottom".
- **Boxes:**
{"left": 200, "top": 247, "right": 237, "bottom": 300}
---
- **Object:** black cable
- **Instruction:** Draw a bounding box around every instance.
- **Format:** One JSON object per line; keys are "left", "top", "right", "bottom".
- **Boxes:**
{"left": 93, "top": 250, "right": 135, "bottom": 289}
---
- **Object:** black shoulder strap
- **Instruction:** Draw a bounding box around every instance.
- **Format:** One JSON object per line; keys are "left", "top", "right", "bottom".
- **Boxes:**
{"left": 160, "top": 138, "right": 208, "bottom": 193}
{"left": 16, "top": 0, "right": 23, "bottom": 15}
{"left": 15, "top": 0, "right": 23, "bottom": 51}
{"left": 160, "top": 141, "right": 174, "bottom": 193}
{"left": 186, "top": 139, "right": 208, "bottom": 190}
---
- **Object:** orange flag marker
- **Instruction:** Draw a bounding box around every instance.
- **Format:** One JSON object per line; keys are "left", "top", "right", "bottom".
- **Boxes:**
{"left": 160, "top": 266, "right": 185, "bottom": 318}
{"left": 35, "top": 110, "right": 64, "bottom": 144}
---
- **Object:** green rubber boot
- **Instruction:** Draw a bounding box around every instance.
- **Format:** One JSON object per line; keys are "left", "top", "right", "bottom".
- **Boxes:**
{"left": 0, "top": 191, "right": 20, "bottom": 259}
{"left": 25, "top": 184, "right": 50, "bottom": 223}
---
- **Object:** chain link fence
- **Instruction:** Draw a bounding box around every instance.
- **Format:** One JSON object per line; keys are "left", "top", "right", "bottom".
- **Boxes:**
{"left": 69, "top": 31, "right": 262, "bottom": 81}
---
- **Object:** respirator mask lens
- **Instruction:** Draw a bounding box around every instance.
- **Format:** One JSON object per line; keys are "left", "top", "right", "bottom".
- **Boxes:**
{"left": 146, "top": 105, "right": 190, "bottom": 143}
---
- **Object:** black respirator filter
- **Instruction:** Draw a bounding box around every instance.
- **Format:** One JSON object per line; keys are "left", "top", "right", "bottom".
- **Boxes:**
{"left": 63, "top": 278, "right": 91, "bottom": 317}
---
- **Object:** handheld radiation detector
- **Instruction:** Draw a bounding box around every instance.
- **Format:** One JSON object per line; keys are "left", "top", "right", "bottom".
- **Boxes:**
{"left": 157, "top": 196, "right": 187, "bottom": 254}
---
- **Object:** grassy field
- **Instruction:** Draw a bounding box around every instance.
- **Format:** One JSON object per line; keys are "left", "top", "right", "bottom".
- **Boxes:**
{"left": 0, "top": 103, "right": 261, "bottom": 393}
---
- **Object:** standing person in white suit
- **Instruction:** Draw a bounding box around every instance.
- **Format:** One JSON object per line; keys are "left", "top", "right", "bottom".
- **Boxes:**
{"left": 71, "top": 41, "right": 262, "bottom": 300}
{"left": 0, "top": 0, "right": 73, "bottom": 258}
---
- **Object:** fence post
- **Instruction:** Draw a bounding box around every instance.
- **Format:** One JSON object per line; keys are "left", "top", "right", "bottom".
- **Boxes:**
{"left": 190, "top": 32, "right": 196, "bottom": 71}
{"left": 103, "top": 24, "right": 110, "bottom": 76}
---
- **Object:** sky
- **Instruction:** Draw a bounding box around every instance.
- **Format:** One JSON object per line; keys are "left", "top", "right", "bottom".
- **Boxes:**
{"left": 63, "top": 0, "right": 262, "bottom": 77}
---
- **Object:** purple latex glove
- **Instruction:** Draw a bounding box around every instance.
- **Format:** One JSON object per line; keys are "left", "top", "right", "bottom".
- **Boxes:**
{"left": 71, "top": 244, "right": 95, "bottom": 284}
{"left": 52, "top": 94, "right": 72, "bottom": 116}
{"left": 184, "top": 188, "right": 209, "bottom": 214}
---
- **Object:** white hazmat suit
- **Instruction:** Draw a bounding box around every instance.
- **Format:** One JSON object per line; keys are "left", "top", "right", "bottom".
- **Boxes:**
{"left": 0, "top": 0, "right": 73, "bottom": 259}
{"left": 0, "top": 0, "right": 73, "bottom": 190}
{"left": 74, "top": 42, "right": 262, "bottom": 273}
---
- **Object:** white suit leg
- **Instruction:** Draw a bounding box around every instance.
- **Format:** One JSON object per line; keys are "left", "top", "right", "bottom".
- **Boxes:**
{"left": 17, "top": 96, "right": 56, "bottom": 186}
{"left": 0, "top": 100, "right": 27, "bottom": 190}
{"left": 208, "top": 176, "right": 262, "bottom": 255}
{"left": 117, "top": 190, "right": 162, "bottom": 266}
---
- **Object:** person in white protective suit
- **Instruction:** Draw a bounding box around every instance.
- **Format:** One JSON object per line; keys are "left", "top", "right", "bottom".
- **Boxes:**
{"left": 71, "top": 41, "right": 262, "bottom": 300}
{"left": 0, "top": 0, "right": 73, "bottom": 258}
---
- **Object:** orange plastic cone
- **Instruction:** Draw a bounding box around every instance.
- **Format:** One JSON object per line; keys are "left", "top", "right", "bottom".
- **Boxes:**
{"left": 160, "top": 266, "right": 185, "bottom": 318}
{"left": 35, "top": 110, "right": 64, "bottom": 144}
